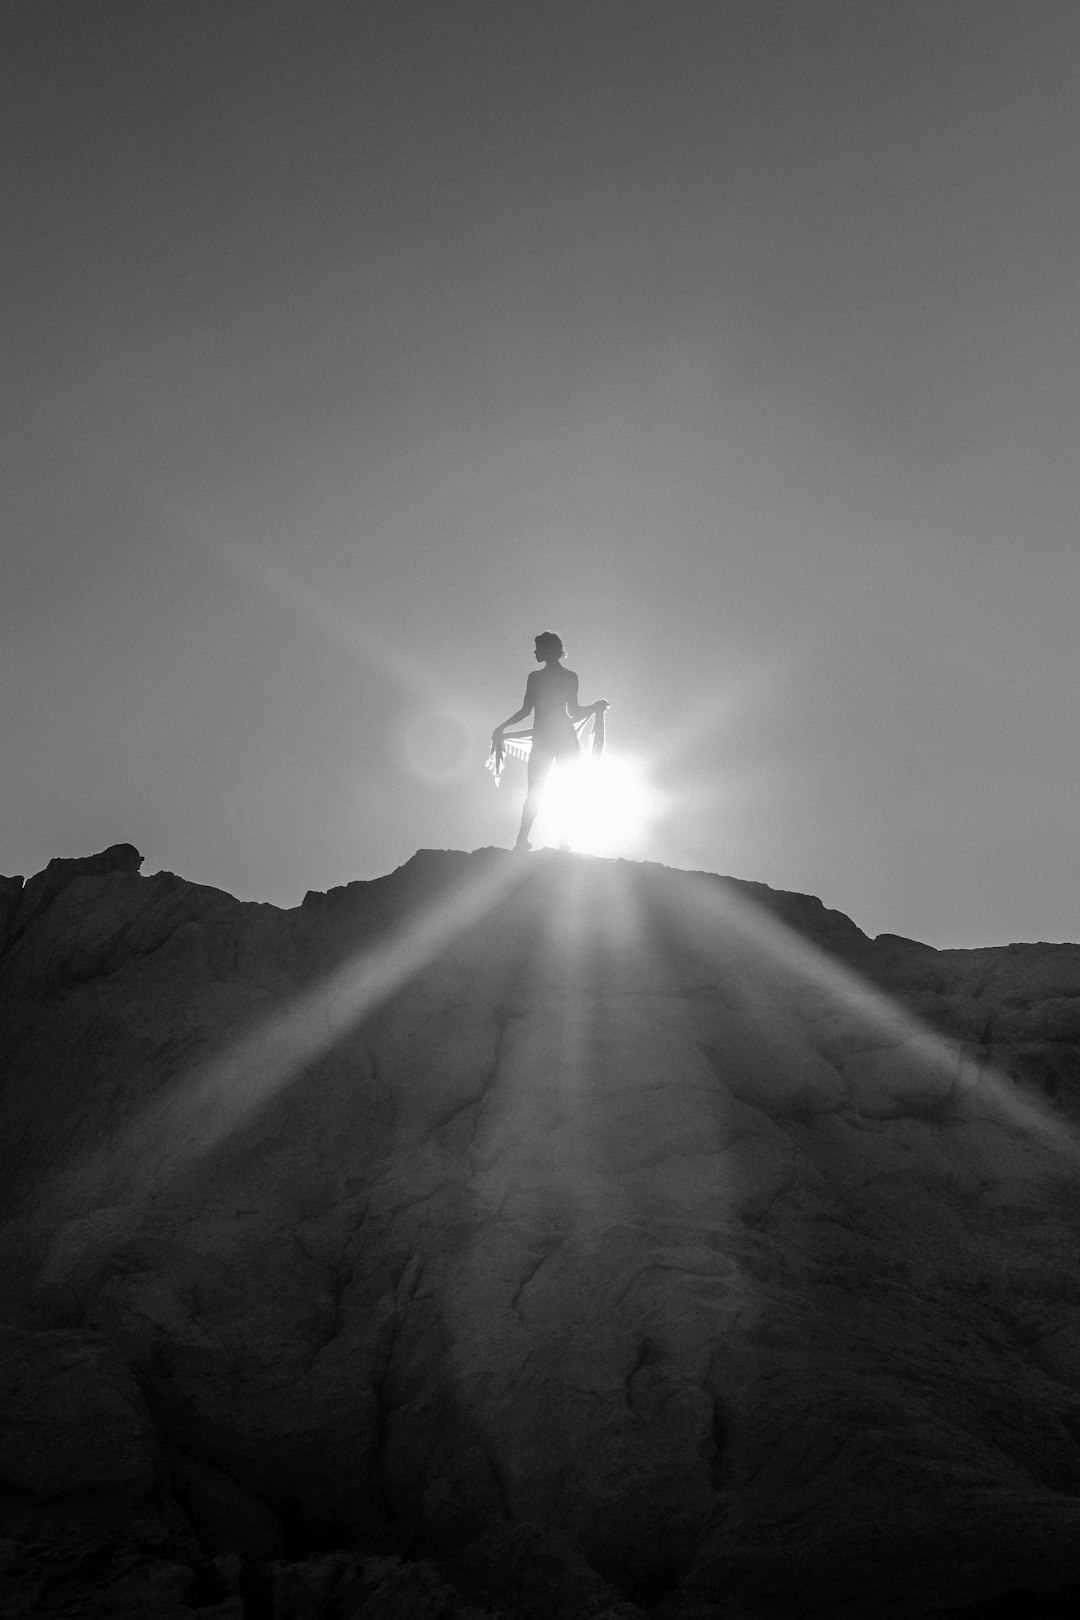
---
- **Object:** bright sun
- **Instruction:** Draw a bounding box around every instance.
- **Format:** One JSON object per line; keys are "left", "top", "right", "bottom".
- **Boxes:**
{"left": 536, "top": 755, "right": 660, "bottom": 856}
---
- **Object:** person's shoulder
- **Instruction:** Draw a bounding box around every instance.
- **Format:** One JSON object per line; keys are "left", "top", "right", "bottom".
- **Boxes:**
{"left": 561, "top": 665, "right": 579, "bottom": 682}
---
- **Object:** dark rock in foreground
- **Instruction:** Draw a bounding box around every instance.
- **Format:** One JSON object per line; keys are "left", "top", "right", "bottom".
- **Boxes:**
{"left": 2, "top": 843, "right": 1080, "bottom": 1618}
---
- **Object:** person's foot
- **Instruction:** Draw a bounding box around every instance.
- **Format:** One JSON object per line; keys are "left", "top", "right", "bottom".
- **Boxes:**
{"left": 513, "top": 839, "right": 532, "bottom": 853}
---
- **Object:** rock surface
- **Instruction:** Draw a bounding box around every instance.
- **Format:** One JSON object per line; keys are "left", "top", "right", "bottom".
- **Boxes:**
{"left": 2, "top": 843, "right": 1080, "bottom": 1617}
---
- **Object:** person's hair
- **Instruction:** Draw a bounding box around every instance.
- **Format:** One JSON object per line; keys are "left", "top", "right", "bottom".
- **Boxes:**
{"left": 535, "top": 631, "right": 564, "bottom": 659}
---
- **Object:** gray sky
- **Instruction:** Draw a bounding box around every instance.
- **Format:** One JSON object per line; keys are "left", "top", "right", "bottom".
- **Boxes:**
{"left": 3, "top": 0, "right": 1078, "bottom": 947}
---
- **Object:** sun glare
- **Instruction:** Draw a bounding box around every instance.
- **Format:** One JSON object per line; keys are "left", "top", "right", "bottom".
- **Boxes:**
{"left": 537, "top": 755, "right": 660, "bottom": 856}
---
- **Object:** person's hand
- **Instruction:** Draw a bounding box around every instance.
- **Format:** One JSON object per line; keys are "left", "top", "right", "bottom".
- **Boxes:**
{"left": 491, "top": 726, "right": 504, "bottom": 741}
{"left": 593, "top": 699, "right": 610, "bottom": 713}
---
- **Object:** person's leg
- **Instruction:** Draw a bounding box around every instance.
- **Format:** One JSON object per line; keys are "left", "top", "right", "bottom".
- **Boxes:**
{"left": 552, "top": 737, "right": 580, "bottom": 852}
{"left": 516, "top": 747, "right": 553, "bottom": 849}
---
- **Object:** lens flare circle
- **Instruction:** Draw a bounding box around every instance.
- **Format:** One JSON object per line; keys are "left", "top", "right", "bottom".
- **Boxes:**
{"left": 539, "top": 754, "right": 658, "bottom": 856}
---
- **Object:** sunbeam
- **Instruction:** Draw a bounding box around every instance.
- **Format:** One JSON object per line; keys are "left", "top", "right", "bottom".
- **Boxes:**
{"left": 198, "top": 524, "right": 450, "bottom": 705}
{"left": 38, "top": 854, "right": 532, "bottom": 1217}
{"left": 641, "top": 864, "right": 1080, "bottom": 1170}
{"left": 186, "top": 520, "right": 492, "bottom": 764}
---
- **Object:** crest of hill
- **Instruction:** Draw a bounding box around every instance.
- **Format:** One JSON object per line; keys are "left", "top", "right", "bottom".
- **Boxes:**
{"left": 2, "top": 842, "right": 1080, "bottom": 1619}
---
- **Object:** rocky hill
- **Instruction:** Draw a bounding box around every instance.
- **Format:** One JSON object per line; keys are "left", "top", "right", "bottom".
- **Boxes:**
{"left": 3, "top": 843, "right": 1080, "bottom": 1619}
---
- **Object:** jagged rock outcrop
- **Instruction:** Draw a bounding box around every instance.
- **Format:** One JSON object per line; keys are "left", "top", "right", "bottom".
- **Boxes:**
{"left": 2, "top": 843, "right": 1080, "bottom": 1618}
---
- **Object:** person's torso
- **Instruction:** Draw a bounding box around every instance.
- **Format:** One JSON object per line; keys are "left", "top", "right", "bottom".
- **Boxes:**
{"left": 531, "top": 664, "right": 577, "bottom": 740}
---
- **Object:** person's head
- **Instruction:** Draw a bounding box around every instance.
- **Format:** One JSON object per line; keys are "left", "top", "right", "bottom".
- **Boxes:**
{"left": 534, "top": 631, "right": 564, "bottom": 663}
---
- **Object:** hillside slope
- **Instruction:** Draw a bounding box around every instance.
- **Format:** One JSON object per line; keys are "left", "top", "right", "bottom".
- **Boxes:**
{"left": 2, "top": 843, "right": 1080, "bottom": 1619}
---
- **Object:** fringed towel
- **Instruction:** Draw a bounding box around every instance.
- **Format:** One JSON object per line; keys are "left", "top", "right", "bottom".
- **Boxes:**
{"left": 592, "top": 706, "right": 605, "bottom": 759}
{"left": 485, "top": 727, "right": 531, "bottom": 785}
{"left": 486, "top": 711, "right": 605, "bottom": 786}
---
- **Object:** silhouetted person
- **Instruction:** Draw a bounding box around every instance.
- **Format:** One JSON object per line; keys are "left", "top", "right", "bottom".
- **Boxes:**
{"left": 491, "top": 632, "right": 608, "bottom": 851}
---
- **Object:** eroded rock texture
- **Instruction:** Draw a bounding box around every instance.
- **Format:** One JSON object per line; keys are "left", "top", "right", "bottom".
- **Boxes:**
{"left": 2, "top": 844, "right": 1080, "bottom": 1618}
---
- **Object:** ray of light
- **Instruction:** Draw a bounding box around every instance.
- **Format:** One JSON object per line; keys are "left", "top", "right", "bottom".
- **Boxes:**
{"left": 646, "top": 862, "right": 1080, "bottom": 1167}
{"left": 645, "top": 648, "right": 799, "bottom": 774}
{"left": 39, "top": 854, "right": 532, "bottom": 1217}
{"left": 208, "top": 527, "right": 476, "bottom": 712}
{"left": 187, "top": 517, "right": 499, "bottom": 791}
{"left": 528, "top": 859, "right": 616, "bottom": 1211}
{"left": 460, "top": 855, "right": 660, "bottom": 1230}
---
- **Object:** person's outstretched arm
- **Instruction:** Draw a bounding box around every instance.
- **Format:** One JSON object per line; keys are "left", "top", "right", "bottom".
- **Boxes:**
{"left": 492, "top": 674, "right": 537, "bottom": 736}
{"left": 567, "top": 672, "right": 609, "bottom": 722}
